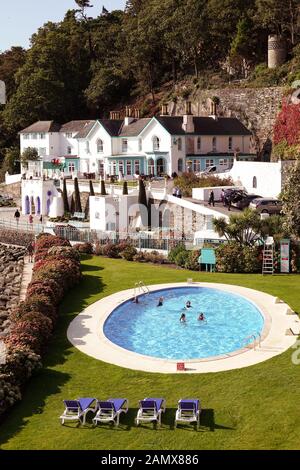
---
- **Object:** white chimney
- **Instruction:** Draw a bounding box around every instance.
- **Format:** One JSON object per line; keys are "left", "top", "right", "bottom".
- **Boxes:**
{"left": 124, "top": 106, "right": 135, "bottom": 126}
{"left": 182, "top": 101, "right": 194, "bottom": 133}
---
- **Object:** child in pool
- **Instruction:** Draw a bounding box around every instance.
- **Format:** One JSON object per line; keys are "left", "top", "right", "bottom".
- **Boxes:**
{"left": 180, "top": 313, "right": 186, "bottom": 323}
{"left": 157, "top": 296, "right": 164, "bottom": 307}
{"left": 185, "top": 300, "right": 192, "bottom": 309}
{"left": 198, "top": 312, "right": 206, "bottom": 322}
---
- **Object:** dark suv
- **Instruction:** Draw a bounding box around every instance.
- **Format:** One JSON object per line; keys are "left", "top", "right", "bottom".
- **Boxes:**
{"left": 249, "top": 198, "right": 283, "bottom": 214}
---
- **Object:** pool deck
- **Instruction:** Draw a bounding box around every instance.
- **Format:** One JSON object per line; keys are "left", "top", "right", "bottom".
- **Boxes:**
{"left": 67, "top": 282, "right": 299, "bottom": 374}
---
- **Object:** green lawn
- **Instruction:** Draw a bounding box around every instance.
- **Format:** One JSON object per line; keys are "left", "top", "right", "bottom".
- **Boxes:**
{"left": 0, "top": 257, "right": 300, "bottom": 450}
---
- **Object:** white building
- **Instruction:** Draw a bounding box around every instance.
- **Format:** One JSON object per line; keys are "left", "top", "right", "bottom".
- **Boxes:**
{"left": 19, "top": 104, "right": 255, "bottom": 179}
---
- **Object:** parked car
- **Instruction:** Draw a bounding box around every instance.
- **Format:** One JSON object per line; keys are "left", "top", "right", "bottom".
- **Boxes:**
{"left": 200, "top": 165, "right": 217, "bottom": 176}
{"left": 249, "top": 198, "right": 283, "bottom": 214}
{"left": 232, "top": 193, "right": 262, "bottom": 210}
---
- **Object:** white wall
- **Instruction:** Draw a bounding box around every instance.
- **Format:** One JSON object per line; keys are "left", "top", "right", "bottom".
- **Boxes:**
{"left": 221, "top": 160, "right": 290, "bottom": 198}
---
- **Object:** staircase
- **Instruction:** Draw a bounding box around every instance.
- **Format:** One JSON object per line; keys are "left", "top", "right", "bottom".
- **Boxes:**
{"left": 262, "top": 237, "right": 275, "bottom": 275}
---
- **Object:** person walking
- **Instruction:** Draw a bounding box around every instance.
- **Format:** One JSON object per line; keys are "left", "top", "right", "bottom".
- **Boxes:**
{"left": 26, "top": 240, "right": 34, "bottom": 263}
{"left": 14, "top": 208, "right": 21, "bottom": 226}
{"left": 208, "top": 190, "right": 215, "bottom": 207}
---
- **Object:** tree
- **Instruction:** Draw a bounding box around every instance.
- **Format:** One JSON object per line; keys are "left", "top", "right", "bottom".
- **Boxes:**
{"left": 84, "top": 179, "right": 95, "bottom": 218}
{"left": 213, "top": 208, "right": 284, "bottom": 246}
{"left": 273, "top": 100, "right": 300, "bottom": 150}
{"left": 62, "top": 178, "right": 70, "bottom": 213}
{"left": 138, "top": 178, "right": 148, "bottom": 227}
{"left": 21, "top": 147, "right": 39, "bottom": 167}
{"left": 255, "top": 0, "right": 300, "bottom": 45}
{"left": 122, "top": 181, "right": 128, "bottom": 195}
{"left": 281, "top": 160, "right": 300, "bottom": 237}
{"left": 0, "top": 47, "right": 26, "bottom": 100}
{"left": 73, "top": 177, "right": 82, "bottom": 213}
{"left": 89, "top": 179, "right": 95, "bottom": 196}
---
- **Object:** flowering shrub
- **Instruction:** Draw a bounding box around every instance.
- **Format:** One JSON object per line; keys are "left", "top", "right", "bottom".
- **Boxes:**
{"left": 102, "top": 242, "right": 121, "bottom": 258}
{"left": 0, "top": 234, "right": 81, "bottom": 417}
{"left": 73, "top": 242, "right": 93, "bottom": 254}
{"left": 216, "top": 242, "right": 261, "bottom": 273}
{"left": 0, "top": 228, "right": 33, "bottom": 247}
{"left": 120, "top": 245, "right": 137, "bottom": 261}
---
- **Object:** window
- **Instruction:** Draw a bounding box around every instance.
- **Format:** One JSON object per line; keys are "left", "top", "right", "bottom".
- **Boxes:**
{"left": 86, "top": 141, "right": 90, "bottom": 153}
{"left": 122, "top": 139, "right": 128, "bottom": 153}
{"left": 126, "top": 160, "right": 132, "bottom": 175}
{"left": 138, "top": 138, "right": 142, "bottom": 152}
{"left": 193, "top": 160, "right": 200, "bottom": 172}
{"left": 197, "top": 137, "right": 201, "bottom": 151}
{"left": 39, "top": 148, "right": 46, "bottom": 156}
{"left": 23, "top": 134, "right": 30, "bottom": 140}
{"left": 219, "top": 158, "right": 228, "bottom": 166}
{"left": 118, "top": 160, "right": 124, "bottom": 175}
{"left": 178, "top": 158, "right": 183, "bottom": 172}
{"left": 97, "top": 139, "right": 103, "bottom": 153}
{"left": 212, "top": 137, "right": 217, "bottom": 152}
{"left": 68, "top": 162, "right": 75, "bottom": 173}
{"left": 31, "top": 133, "right": 37, "bottom": 139}
{"left": 110, "top": 161, "right": 116, "bottom": 175}
{"left": 65, "top": 133, "right": 72, "bottom": 138}
{"left": 39, "top": 133, "right": 46, "bottom": 139}
{"left": 228, "top": 137, "right": 233, "bottom": 151}
{"left": 253, "top": 176, "right": 257, "bottom": 188}
{"left": 206, "top": 159, "right": 214, "bottom": 168}
{"left": 178, "top": 137, "right": 182, "bottom": 151}
{"left": 134, "top": 160, "right": 140, "bottom": 174}
{"left": 153, "top": 136, "right": 160, "bottom": 151}
{"left": 67, "top": 146, "right": 72, "bottom": 155}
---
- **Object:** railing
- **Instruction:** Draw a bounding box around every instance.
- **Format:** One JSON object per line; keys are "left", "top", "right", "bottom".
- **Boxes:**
{"left": 242, "top": 332, "right": 261, "bottom": 351}
{"left": 0, "top": 218, "right": 44, "bottom": 235}
{"left": 133, "top": 281, "right": 150, "bottom": 299}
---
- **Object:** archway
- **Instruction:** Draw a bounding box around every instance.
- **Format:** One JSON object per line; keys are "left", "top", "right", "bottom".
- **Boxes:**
{"left": 36, "top": 196, "right": 41, "bottom": 215}
{"left": 30, "top": 196, "right": 35, "bottom": 215}
{"left": 46, "top": 199, "right": 51, "bottom": 215}
{"left": 25, "top": 196, "right": 30, "bottom": 215}
{"left": 156, "top": 158, "right": 166, "bottom": 176}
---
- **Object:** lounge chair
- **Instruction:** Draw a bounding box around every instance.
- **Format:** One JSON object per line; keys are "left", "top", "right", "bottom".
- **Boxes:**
{"left": 175, "top": 399, "right": 201, "bottom": 429}
{"left": 93, "top": 398, "right": 129, "bottom": 427}
{"left": 60, "top": 397, "right": 97, "bottom": 425}
{"left": 136, "top": 397, "right": 166, "bottom": 427}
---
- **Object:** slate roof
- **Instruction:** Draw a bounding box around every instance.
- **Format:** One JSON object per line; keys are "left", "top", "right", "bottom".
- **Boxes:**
{"left": 20, "top": 121, "right": 61, "bottom": 133}
{"left": 61, "top": 120, "right": 95, "bottom": 136}
{"left": 155, "top": 116, "right": 252, "bottom": 136}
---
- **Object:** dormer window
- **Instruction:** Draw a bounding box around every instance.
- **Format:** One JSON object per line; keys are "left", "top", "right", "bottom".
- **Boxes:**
{"left": 122, "top": 139, "right": 128, "bottom": 153}
{"left": 212, "top": 137, "right": 217, "bottom": 152}
{"left": 153, "top": 136, "right": 160, "bottom": 151}
{"left": 97, "top": 139, "right": 103, "bottom": 153}
{"left": 178, "top": 137, "right": 182, "bottom": 151}
{"left": 67, "top": 146, "right": 72, "bottom": 155}
{"left": 66, "top": 133, "right": 72, "bottom": 138}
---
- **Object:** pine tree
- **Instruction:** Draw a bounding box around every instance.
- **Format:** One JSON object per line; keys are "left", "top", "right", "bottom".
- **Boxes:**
{"left": 100, "top": 179, "right": 107, "bottom": 196}
{"left": 74, "top": 177, "right": 82, "bottom": 212}
{"left": 62, "top": 178, "right": 69, "bottom": 213}
{"left": 122, "top": 181, "right": 128, "bottom": 195}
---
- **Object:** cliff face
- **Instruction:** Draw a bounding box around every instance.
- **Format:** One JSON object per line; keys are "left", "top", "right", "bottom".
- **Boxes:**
{"left": 168, "top": 87, "right": 286, "bottom": 160}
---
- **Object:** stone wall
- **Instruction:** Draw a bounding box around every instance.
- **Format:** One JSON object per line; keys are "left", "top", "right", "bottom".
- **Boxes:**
{"left": 0, "top": 181, "right": 21, "bottom": 204}
{"left": 169, "top": 87, "right": 286, "bottom": 159}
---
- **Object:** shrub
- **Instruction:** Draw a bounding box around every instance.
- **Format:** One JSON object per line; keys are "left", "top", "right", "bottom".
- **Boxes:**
{"left": 0, "top": 374, "right": 22, "bottom": 414}
{"left": 35, "top": 233, "right": 70, "bottom": 251}
{"left": 73, "top": 242, "right": 93, "bottom": 254}
{"left": 216, "top": 242, "right": 262, "bottom": 273}
{"left": 168, "top": 244, "right": 186, "bottom": 263}
{"left": 0, "top": 228, "right": 32, "bottom": 247}
{"left": 185, "top": 250, "right": 200, "bottom": 271}
{"left": 174, "top": 173, "right": 233, "bottom": 197}
{"left": 120, "top": 245, "right": 137, "bottom": 261}
{"left": 94, "top": 242, "right": 104, "bottom": 256}
{"left": 6, "top": 316, "right": 53, "bottom": 353}
{"left": 2, "top": 347, "right": 42, "bottom": 386}
{"left": 27, "top": 279, "right": 64, "bottom": 303}
{"left": 175, "top": 249, "right": 190, "bottom": 267}
{"left": 102, "top": 242, "right": 120, "bottom": 258}
{"left": 47, "top": 246, "right": 81, "bottom": 262}
{"left": 15, "top": 295, "right": 57, "bottom": 322}
{"left": 143, "top": 250, "right": 167, "bottom": 264}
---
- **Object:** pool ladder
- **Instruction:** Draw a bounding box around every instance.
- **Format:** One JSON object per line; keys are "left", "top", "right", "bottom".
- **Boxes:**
{"left": 242, "top": 332, "right": 261, "bottom": 351}
{"left": 133, "top": 281, "right": 150, "bottom": 299}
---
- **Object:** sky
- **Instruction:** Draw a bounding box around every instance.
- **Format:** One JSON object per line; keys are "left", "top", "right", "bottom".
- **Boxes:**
{"left": 0, "top": 0, "right": 126, "bottom": 52}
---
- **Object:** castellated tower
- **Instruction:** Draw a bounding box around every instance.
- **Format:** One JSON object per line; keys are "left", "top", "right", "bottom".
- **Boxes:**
{"left": 268, "top": 35, "right": 286, "bottom": 69}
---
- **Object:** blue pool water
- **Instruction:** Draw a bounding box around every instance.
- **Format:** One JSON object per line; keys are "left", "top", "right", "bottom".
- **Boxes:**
{"left": 104, "top": 287, "right": 264, "bottom": 360}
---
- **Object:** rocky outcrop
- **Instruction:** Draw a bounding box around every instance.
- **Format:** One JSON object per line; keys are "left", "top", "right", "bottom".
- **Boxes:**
{"left": 169, "top": 87, "right": 286, "bottom": 159}
{"left": 0, "top": 245, "right": 25, "bottom": 339}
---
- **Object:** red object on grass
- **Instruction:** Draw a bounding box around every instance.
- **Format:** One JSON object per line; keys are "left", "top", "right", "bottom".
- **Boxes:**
{"left": 177, "top": 362, "right": 185, "bottom": 371}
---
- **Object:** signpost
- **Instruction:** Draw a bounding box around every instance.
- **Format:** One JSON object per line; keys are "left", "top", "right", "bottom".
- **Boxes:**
{"left": 280, "top": 239, "right": 290, "bottom": 273}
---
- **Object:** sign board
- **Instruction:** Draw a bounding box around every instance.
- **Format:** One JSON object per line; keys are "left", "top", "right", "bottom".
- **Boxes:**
{"left": 280, "top": 239, "right": 290, "bottom": 273}
{"left": 0, "top": 81, "right": 6, "bottom": 104}
{"left": 176, "top": 362, "right": 185, "bottom": 371}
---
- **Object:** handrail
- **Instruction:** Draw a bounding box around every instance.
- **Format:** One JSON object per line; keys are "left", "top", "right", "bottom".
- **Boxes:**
{"left": 242, "top": 331, "right": 261, "bottom": 350}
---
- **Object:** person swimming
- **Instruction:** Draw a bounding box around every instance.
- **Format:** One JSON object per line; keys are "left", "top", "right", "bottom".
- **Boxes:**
{"left": 180, "top": 313, "right": 186, "bottom": 323}
{"left": 133, "top": 296, "right": 139, "bottom": 304}
{"left": 198, "top": 313, "right": 206, "bottom": 322}
{"left": 185, "top": 300, "right": 192, "bottom": 309}
{"left": 157, "top": 296, "right": 164, "bottom": 307}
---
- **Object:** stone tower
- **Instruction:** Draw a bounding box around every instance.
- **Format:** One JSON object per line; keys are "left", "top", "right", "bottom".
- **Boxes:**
{"left": 268, "top": 35, "right": 286, "bottom": 69}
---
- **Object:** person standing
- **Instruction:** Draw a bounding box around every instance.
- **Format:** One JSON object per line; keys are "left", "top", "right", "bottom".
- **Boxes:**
{"left": 14, "top": 208, "right": 21, "bottom": 226}
{"left": 208, "top": 190, "right": 215, "bottom": 207}
{"left": 29, "top": 214, "right": 33, "bottom": 227}
{"left": 221, "top": 189, "right": 225, "bottom": 206}
{"left": 176, "top": 187, "right": 182, "bottom": 199}
{"left": 26, "top": 240, "right": 34, "bottom": 263}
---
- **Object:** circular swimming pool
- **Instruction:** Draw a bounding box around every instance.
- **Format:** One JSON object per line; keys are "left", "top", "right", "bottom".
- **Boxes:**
{"left": 103, "top": 286, "right": 264, "bottom": 360}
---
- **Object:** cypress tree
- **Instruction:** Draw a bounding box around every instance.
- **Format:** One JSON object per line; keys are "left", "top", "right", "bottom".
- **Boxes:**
{"left": 74, "top": 177, "right": 82, "bottom": 212}
{"left": 70, "top": 194, "right": 75, "bottom": 214}
{"left": 85, "top": 180, "right": 95, "bottom": 218}
{"left": 100, "top": 179, "right": 107, "bottom": 196}
{"left": 89, "top": 179, "right": 95, "bottom": 196}
{"left": 138, "top": 178, "right": 148, "bottom": 227}
{"left": 62, "top": 178, "right": 69, "bottom": 213}
{"left": 122, "top": 181, "right": 128, "bottom": 195}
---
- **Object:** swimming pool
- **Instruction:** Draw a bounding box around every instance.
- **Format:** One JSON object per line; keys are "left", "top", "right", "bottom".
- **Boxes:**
{"left": 103, "top": 286, "right": 264, "bottom": 360}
